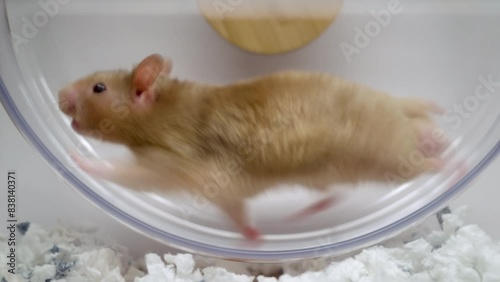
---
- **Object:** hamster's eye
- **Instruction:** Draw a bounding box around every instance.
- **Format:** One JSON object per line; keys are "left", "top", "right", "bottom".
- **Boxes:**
{"left": 93, "top": 83, "right": 107, "bottom": 94}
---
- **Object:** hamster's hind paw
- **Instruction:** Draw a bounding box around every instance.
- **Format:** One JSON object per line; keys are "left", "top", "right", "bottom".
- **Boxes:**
{"left": 286, "top": 196, "right": 337, "bottom": 221}
{"left": 415, "top": 122, "right": 450, "bottom": 158}
{"left": 243, "top": 226, "right": 262, "bottom": 241}
{"left": 400, "top": 98, "right": 445, "bottom": 119}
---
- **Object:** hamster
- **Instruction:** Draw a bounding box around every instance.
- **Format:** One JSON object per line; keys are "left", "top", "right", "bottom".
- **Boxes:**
{"left": 58, "top": 54, "right": 449, "bottom": 240}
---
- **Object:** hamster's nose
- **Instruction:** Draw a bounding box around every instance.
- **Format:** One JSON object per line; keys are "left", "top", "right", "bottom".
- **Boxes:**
{"left": 58, "top": 86, "right": 77, "bottom": 115}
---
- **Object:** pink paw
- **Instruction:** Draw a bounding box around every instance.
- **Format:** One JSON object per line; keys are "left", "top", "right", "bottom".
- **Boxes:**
{"left": 286, "top": 196, "right": 337, "bottom": 222}
{"left": 416, "top": 126, "right": 450, "bottom": 158}
{"left": 69, "top": 150, "right": 110, "bottom": 178}
{"left": 428, "top": 101, "right": 446, "bottom": 114}
{"left": 242, "top": 226, "right": 262, "bottom": 241}
{"left": 69, "top": 150, "right": 90, "bottom": 170}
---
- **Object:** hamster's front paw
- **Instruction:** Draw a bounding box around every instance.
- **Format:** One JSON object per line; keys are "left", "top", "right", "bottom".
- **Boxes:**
{"left": 69, "top": 150, "right": 113, "bottom": 179}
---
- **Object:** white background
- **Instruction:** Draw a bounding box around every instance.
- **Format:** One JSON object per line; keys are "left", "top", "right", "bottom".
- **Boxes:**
{"left": 1, "top": 104, "right": 499, "bottom": 259}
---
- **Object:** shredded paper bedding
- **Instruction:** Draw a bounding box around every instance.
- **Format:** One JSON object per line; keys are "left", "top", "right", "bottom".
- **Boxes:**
{"left": 1, "top": 207, "right": 500, "bottom": 282}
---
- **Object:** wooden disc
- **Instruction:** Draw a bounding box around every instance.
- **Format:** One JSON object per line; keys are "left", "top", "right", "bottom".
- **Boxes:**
{"left": 198, "top": 0, "right": 343, "bottom": 55}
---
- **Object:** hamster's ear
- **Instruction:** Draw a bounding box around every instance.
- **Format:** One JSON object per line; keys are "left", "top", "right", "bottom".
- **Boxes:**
{"left": 132, "top": 54, "right": 172, "bottom": 107}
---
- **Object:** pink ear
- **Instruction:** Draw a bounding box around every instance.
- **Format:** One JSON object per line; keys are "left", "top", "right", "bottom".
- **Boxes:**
{"left": 132, "top": 54, "right": 173, "bottom": 105}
